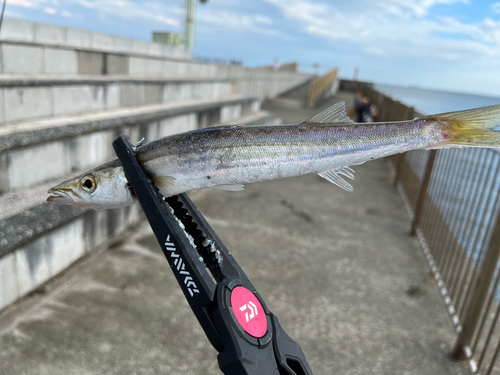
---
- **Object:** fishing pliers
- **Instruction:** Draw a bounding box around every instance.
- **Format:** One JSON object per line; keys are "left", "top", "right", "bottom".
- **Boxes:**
{"left": 113, "top": 135, "right": 314, "bottom": 375}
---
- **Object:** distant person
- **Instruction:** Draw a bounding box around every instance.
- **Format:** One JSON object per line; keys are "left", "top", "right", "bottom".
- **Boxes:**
{"left": 369, "top": 103, "right": 378, "bottom": 122}
{"left": 359, "top": 96, "right": 377, "bottom": 122}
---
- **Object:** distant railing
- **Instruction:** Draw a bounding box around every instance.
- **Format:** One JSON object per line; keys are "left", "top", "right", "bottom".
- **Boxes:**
{"left": 362, "top": 86, "right": 416, "bottom": 122}
{"left": 307, "top": 67, "right": 339, "bottom": 107}
{"left": 193, "top": 56, "right": 243, "bottom": 65}
{"left": 366, "top": 85, "right": 500, "bottom": 374}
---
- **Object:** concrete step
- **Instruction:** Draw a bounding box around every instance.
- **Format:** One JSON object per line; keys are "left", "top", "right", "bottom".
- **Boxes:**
{"left": 277, "top": 77, "right": 315, "bottom": 101}
{"left": 0, "top": 109, "right": 279, "bottom": 312}
{"left": 0, "top": 95, "right": 261, "bottom": 194}
{"left": 0, "top": 40, "right": 216, "bottom": 77}
{"left": 0, "top": 39, "right": 311, "bottom": 99}
{"left": 0, "top": 75, "right": 235, "bottom": 125}
{"left": 267, "top": 97, "right": 305, "bottom": 109}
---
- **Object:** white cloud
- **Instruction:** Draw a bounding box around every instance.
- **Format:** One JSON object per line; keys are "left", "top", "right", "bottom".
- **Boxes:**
{"left": 492, "top": 2, "right": 500, "bottom": 14}
{"left": 9, "top": 0, "right": 65, "bottom": 9}
{"left": 156, "top": 16, "right": 178, "bottom": 26}
{"left": 62, "top": 10, "right": 71, "bottom": 17}
{"left": 6, "top": 0, "right": 283, "bottom": 38}
{"left": 254, "top": 15, "right": 272, "bottom": 25}
{"left": 8, "top": 0, "right": 38, "bottom": 8}
{"left": 73, "top": 0, "right": 183, "bottom": 28}
{"left": 264, "top": 0, "right": 500, "bottom": 62}
{"left": 8, "top": 0, "right": 45, "bottom": 8}
{"left": 364, "top": 46, "right": 387, "bottom": 57}
{"left": 196, "top": 9, "right": 282, "bottom": 36}
{"left": 73, "top": 1, "right": 281, "bottom": 36}
{"left": 380, "top": 0, "right": 468, "bottom": 17}
{"left": 78, "top": 0, "right": 91, "bottom": 7}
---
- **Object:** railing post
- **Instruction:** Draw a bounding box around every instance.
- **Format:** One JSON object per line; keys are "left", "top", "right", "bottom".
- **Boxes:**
{"left": 452, "top": 207, "right": 500, "bottom": 360}
{"left": 410, "top": 150, "right": 437, "bottom": 235}
{"left": 381, "top": 97, "right": 393, "bottom": 122}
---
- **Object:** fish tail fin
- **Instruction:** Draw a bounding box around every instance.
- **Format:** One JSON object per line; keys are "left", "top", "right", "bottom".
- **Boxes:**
{"left": 425, "top": 104, "right": 500, "bottom": 148}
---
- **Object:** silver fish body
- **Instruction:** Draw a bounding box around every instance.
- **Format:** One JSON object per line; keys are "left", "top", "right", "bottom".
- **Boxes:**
{"left": 137, "top": 119, "right": 443, "bottom": 197}
{"left": 48, "top": 102, "right": 500, "bottom": 210}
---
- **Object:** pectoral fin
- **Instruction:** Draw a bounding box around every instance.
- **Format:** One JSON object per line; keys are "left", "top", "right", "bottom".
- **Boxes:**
{"left": 210, "top": 184, "right": 245, "bottom": 191}
{"left": 152, "top": 176, "right": 176, "bottom": 186}
{"left": 318, "top": 167, "right": 355, "bottom": 192}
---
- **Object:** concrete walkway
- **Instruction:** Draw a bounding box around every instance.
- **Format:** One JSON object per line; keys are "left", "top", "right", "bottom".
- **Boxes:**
{"left": 0, "top": 94, "right": 468, "bottom": 375}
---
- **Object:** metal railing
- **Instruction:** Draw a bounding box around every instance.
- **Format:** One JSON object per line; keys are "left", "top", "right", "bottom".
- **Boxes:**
{"left": 392, "top": 146, "right": 500, "bottom": 374}
{"left": 367, "top": 83, "right": 500, "bottom": 374}
{"left": 307, "top": 67, "right": 339, "bottom": 107}
{"left": 193, "top": 56, "right": 243, "bottom": 65}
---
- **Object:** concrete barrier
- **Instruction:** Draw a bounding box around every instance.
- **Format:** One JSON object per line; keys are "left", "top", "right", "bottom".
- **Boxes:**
{"left": 0, "top": 203, "right": 144, "bottom": 311}
{"left": 0, "top": 77, "right": 233, "bottom": 125}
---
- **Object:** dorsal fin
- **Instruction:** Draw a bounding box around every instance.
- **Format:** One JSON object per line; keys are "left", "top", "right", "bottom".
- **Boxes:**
{"left": 304, "top": 102, "right": 354, "bottom": 125}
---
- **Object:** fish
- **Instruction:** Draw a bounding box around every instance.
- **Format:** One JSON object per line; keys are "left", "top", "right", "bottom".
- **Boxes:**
{"left": 47, "top": 102, "right": 500, "bottom": 210}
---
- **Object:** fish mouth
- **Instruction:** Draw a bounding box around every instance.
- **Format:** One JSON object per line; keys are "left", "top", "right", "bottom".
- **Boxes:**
{"left": 47, "top": 188, "right": 74, "bottom": 203}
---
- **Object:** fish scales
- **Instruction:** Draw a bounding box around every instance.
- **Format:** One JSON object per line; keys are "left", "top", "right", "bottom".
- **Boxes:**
{"left": 136, "top": 120, "right": 441, "bottom": 197}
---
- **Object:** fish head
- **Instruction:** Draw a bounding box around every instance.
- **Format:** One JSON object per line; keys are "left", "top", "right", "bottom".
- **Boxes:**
{"left": 47, "top": 161, "right": 137, "bottom": 210}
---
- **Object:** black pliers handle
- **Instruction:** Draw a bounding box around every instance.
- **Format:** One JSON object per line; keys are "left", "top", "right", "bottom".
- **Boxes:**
{"left": 113, "top": 135, "right": 314, "bottom": 375}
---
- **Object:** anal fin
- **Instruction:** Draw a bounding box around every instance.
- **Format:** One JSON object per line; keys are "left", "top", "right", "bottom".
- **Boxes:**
{"left": 318, "top": 167, "right": 355, "bottom": 192}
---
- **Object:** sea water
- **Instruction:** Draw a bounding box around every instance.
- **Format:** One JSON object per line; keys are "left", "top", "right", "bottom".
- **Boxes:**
{"left": 374, "top": 83, "right": 500, "bottom": 115}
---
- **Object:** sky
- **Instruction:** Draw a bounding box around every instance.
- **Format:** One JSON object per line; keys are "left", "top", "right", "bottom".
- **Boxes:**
{"left": 4, "top": 0, "right": 500, "bottom": 97}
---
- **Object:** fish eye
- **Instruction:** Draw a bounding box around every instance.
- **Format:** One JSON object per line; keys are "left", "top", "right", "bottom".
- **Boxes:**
{"left": 81, "top": 175, "right": 97, "bottom": 193}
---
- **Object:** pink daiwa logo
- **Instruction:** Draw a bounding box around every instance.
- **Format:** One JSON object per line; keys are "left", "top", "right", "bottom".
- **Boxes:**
{"left": 239, "top": 301, "right": 258, "bottom": 322}
{"left": 230, "top": 286, "right": 267, "bottom": 338}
